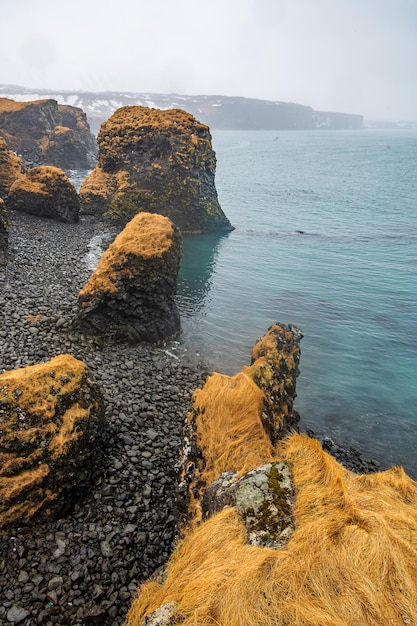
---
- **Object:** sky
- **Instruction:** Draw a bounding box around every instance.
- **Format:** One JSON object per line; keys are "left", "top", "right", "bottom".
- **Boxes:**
{"left": 1, "top": 0, "right": 417, "bottom": 120}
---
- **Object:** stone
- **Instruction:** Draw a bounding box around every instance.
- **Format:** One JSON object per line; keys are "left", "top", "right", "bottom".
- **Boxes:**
{"left": 0, "top": 97, "right": 97, "bottom": 169}
{"left": 142, "top": 602, "right": 178, "bottom": 625}
{"left": 201, "top": 462, "right": 295, "bottom": 548}
{"left": 6, "top": 606, "right": 29, "bottom": 623}
{"left": 0, "top": 354, "right": 105, "bottom": 528}
{"left": 77, "top": 212, "right": 182, "bottom": 344}
{"left": 6, "top": 165, "right": 80, "bottom": 223}
{"left": 79, "top": 106, "right": 233, "bottom": 233}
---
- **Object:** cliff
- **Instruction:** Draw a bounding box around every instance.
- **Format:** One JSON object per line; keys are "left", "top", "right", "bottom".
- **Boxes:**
{"left": 0, "top": 86, "right": 363, "bottom": 135}
{"left": 0, "top": 97, "right": 97, "bottom": 169}
{"left": 79, "top": 106, "right": 233, "bottom": 233}
{"left": 125, "top": 324, "right": 417, "bottom": 626}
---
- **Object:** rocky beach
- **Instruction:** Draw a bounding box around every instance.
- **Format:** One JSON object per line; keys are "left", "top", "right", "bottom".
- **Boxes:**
{"left": 0, "top": 210, "right": 382, "bottom": 625}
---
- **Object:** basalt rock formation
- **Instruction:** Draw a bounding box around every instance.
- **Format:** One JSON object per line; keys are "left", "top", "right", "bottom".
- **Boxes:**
{"left": 0, "top": 354, "right": 105, "bottom": 528}
{"left": 79, "top": 106, "right": 233, "bottom": 233}
{"left": 125, "top": 323, "right": 417, "bottom": 626}
{"left": 6, "top": 165, "right": 80, "bottom": 223}
{"left": 77, "top": 212, "right": 182, "bottom": 343}
{"left": 0, "top": 136, "right": 24, "bottom": 199}
{"left": 0, "top": 97, "right": 97, "bottom": 169}
{"left": 0, "top": 198, "right": 7, "bottom": 265}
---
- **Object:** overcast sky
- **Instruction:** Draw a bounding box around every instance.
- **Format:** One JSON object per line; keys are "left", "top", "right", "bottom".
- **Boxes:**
{"left": 1, "top": 0, "right": 417, "bottom": 120}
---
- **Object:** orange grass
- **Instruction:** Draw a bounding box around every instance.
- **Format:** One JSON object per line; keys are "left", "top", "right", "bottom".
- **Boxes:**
{"left": 79, "top": 212, "right": 174, "bottom": 300}
{"left": 184, "top": 371, "right": 274, "bottom": 522}
{"left": 126, "top": 433, "right": 417, "bottom": 626}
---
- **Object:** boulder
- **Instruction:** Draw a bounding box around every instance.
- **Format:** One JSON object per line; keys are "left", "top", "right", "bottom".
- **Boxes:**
{"left": 79, "top": 106, "right": 233, "bottom": 233}
{"left": 6, "top": 165, "right": 80, "bottom": 223}
{"left": 0, "top": 198, "right": 7, "bottom": 265}
{"left": 0, "top": 136, "right": 24, "bottom": 199}
{"left": 77, "top": 211, "right": 182, "bottom": 343}
{"left": 0, "top": 97, "right": 97, "bottom": 169}
{"left": 0, "top": 354, "right": 105, "bottom": 528}
{"left": 177, "top": 322, "right": 302, "bottom": 524}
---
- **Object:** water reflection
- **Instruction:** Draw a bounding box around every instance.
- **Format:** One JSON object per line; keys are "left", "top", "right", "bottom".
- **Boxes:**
{"left": 176, "top": 233, "right": 229, "bottom": 316}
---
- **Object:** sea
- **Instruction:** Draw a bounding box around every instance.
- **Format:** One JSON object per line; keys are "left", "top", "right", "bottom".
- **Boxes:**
{"left": 74, "top": 128, "right": 417, "bottom": 478}
{"left": 175, "top": 128, "right": 417, "bottom": 478}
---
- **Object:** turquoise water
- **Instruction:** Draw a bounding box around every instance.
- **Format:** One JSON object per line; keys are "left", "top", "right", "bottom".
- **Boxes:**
{"left": 176, "top": 129, "right": 417, "bottom": 477}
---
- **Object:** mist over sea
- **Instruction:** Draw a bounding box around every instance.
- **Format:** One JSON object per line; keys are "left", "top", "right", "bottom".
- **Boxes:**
{"left": 176, "top": 128, "right": 417, "bottom": 477}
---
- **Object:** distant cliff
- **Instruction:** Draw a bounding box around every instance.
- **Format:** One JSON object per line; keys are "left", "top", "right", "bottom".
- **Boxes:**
{"left": 0, "top": 97, "right": 97, "bottom": 168}
{"left": 0, "top": 85, "right": 363, "bottom": 135}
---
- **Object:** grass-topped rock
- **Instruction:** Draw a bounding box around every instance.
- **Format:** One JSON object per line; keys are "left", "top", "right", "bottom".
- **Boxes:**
{"left": 79, "top": 106, "right": 233, "bottom": 233}
{"left": 6, "top": 165, "right": 80, "bottom": 223}
{"left": 77, "top": 211, "right": 182, "bottom": 343}
{"left": 0, "top": 354, "right": 105, "bottom": 528}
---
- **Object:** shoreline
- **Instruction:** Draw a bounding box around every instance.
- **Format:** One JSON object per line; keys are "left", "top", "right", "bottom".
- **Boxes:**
{"left": 0, "top": 211, "right": 386, "bottom": 624}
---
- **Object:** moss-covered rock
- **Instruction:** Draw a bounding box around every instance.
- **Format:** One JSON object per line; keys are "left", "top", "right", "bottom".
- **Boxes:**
{"left": 0, "top": 354, "right": 105, "bottom": 528}
{"left": 79, "top": 106, "right": 233, "bottom": 233}
{"left": 6, "top": 165, "right": 80, "bottom": 223}
{"left": 77, "top": 212, "right": 182, "bottom": 343}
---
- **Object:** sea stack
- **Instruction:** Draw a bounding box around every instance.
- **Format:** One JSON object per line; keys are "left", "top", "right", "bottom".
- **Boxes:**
{"left": 77, "top": 211, "right": 182, "bottom": 343}
{"left": 79, "top": 106, "right": 233, "bottom": 233}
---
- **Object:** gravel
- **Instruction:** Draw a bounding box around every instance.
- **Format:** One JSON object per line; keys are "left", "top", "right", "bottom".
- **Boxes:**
{"left": 0, "top": 210, "right": 381, "bottom": 626}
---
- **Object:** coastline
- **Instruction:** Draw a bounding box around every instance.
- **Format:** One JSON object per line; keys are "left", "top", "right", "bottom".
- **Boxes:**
{"left": 0, "top": 211, "right": 382, "bottom": 624}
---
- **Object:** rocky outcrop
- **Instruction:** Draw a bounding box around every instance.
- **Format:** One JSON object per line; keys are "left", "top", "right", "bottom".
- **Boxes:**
{"left": 0, "top": 136, "right": 24, "bottom": 199}
{"left": 6, "top": 165, "right": 80, "bottom": 223}
{"left": 0, "top": 198, "right": 7, "bottom": 265}
{"left": 77, "top": 212, "right": 182, "bottom": 343}
{"left": 79, "top": 106, "right": 233, "bottom": 233}
{"left": 125, "top": 323, "right": 417, "bottom": 626}
{"left": 0, "top": 97, "right": 97, "bottom": 169}
{"left": 0, "top": 354, "right": 105, "bottom": 528}
{"left": 177, "top": 322, "right": 302, "bottom": 525}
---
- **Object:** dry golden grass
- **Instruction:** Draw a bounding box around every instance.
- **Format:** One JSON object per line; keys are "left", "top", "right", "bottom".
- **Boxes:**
{"left": 184, "top": 371, "right": 274, "bottom": 523}
{"left": 79, "top": 211, "right": 175, "bottom": 300}
{"left": 127, "top": 433, "right": 417, "bottom": 626}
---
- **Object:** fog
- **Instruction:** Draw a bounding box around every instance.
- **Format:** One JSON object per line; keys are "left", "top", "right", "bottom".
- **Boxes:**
{"left": 1, "top": 0, "right": 417, "bottom": 120}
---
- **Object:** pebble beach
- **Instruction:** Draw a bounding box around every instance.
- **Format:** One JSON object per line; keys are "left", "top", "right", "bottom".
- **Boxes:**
{"left": 0, "top": 211, "right": 207, "bottom": 625}
{"left": 0, "top": 210, "right": 381, "bottom": 626}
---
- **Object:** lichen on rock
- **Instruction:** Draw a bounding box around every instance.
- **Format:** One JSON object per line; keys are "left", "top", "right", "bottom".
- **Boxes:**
{"left": 79, "top": 106, "right": 233, "bottom": 233}
{"left": 0, "top": 354, "right": 105, "bottom": 528}
{"left": 77, "top": 211, "right": 182, "bottom": 343}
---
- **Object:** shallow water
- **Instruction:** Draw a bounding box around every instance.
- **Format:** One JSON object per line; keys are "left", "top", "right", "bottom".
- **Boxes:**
{"left": 176, "top": 129, "right": 417, "bottom": 476}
